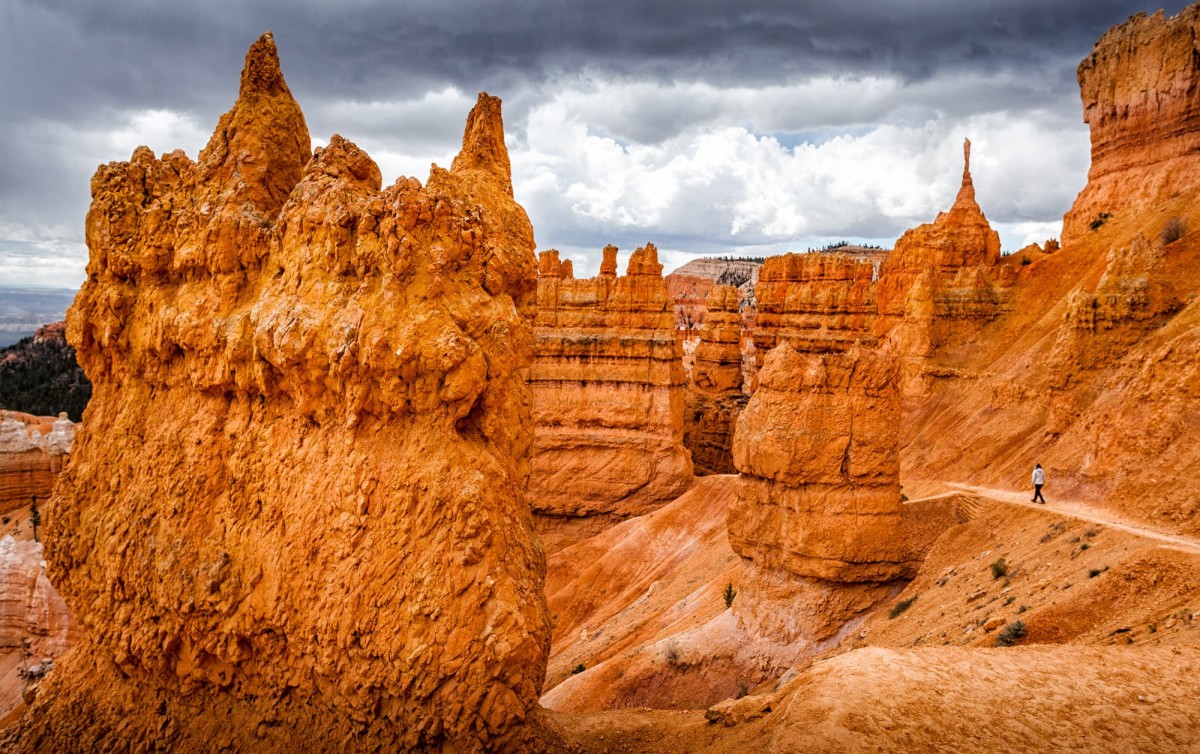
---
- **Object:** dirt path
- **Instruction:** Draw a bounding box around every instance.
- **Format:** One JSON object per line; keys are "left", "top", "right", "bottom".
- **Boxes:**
{"left": 948, "top": 482, "right": 1200, "bottom": 554}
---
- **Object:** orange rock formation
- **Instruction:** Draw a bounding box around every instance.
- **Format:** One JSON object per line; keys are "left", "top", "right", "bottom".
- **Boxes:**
{"left": 664, "top": 258, "right": 760, "bottom": 333}
{"left": 1062, "top": 7, "right": 1200, "bottom": 245}
{"left": 752, "top": 250, "right": 882, "bottom": 359}
{"left": 0, "top": 413, "right": 74, "bottom": 515}
{"left": 530, "top": 244, "right": 693, "bottom": 550}
{"left": 684, "top": 285, "right": 747, "bottom": 474}
{"left": 729, "top": 343, "right": 912, "bottom": 642}
{"left": 4, "top": 34, "right": 548, "bottom": 753}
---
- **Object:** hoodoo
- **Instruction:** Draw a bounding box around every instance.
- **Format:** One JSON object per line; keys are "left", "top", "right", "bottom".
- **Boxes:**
{"left": 1062, "top": 7, "right": 1200, "bottom": 245}
{"left": 730, "top": 343, "right": 913, "bottom": 642}
{"left": 530, "top": 243, "right": 693, "bottom": 551}
{"left": 4, "top": 35, "right": 548, "bottom": 753}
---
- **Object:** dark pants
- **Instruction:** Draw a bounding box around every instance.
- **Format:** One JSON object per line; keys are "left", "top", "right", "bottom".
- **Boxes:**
{"left": 1033, "top": 484, "right": 1045, "bottom": 503}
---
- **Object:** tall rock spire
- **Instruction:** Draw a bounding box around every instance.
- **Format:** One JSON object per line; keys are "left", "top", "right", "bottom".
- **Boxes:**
{"left": 450, "top": 92, "right": 514, "bottom": 197}
{"left": 196, "top": 32, "right": 311, "bottom": 218}
{"left": 952, "top": 138, "right": 978, "bottom": 211}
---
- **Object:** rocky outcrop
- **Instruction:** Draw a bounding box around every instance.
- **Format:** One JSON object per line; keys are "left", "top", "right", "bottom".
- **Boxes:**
{"left": 684, "top": 286, "right": 747, "bottom": 474}
{"left": 729, "top": 343, "right": 916, "bottom": 644}
{"left": 1062, "top": 7, "right": 1200, "bottom": 245}
{"left": 664, "top": 258, "right": 760, "bottom": 333}
{"left": 4, "top": 34, "right": 548, "bottom": 753}
{"left": 0, "top": 412, "right": 74, "bottom": 515}
{"left": 876, "top": 140, "right": 1009, "bottom": 396}
{"left": 0, "top": 535, "right": 76, "bottom": 659}
{"left": 752, "top": 250, "right": 883, "bottom": 360}
{"left": 530, "top": 244, "right": 692, "bottom": 550}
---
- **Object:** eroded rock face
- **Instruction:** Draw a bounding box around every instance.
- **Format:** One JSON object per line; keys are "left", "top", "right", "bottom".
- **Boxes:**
{"left": 0, "top": 412, "right": 74, "bottom": 515}
{"left": 753, "top": 251, "right": 883, "bottom": 360}
{"left": 6, "top": 34, "right": 548, "bottom": 753}
{"left": 876, "top": 140, "right": 1008, "bottom": 396}
{"left": 529, "top": 244, "right": 693, "bottom": 549}
{"left": 0, "top": 535, "right": 77, "bottom": 659}
{"left": 731, "top": 343, "right": 911, "bottom": 584}
{"left": 684, "top": 285, "right": 747, "bottom": 475}
{"left": 664, "top": 257, "right": 761, "bottom": 332}
{"left": 1063, "top": 6, "right": 1200, "bottom": 245}
{"left": 730, "top": 343, "right": 914, "bottom": 643}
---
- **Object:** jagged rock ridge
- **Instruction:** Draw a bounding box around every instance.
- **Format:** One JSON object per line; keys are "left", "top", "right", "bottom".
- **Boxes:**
{"left": 4, "top": 34, "right": 548, "bottom": 753}
{"left": 529, "top": 245, "right": 693, "bottom": 551}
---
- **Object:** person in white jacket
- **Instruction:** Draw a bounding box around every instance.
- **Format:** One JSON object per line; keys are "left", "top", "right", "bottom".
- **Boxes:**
{"left": 1031, "top": 463, "right": 1046, "bottom": 504}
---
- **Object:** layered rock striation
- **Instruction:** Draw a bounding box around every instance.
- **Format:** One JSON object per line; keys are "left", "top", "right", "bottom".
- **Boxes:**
{"left": 684, "top": 285, "right": 748, "bottom": 474}
{"left": 5, "top": 34, "right": 549, "bottom": 753}
{"left": 529, "top": 244, "right": 692, "bottom": 548}
{"left": 1063, "top": 6, "right": 1200, "bottom": 245}
{"left": 752, "top": 250, "right": 883, "bottom": 360}
{"left": 0, "top": 412, "right": 74, "bottom": 515}
{"left": 729, "top": 343, "right": 913, "bottom": 643}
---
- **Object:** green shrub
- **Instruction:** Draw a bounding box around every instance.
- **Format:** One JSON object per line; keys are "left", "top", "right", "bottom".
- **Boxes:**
{"left": 723, "top": 582, "right": 737, "bottom": 609}
{"left": 995, "top": 621, "right": 1027, "bottom": 647}
{"left": 889, "top": 595, "right": 917, "bottom": 619}
{"left": 990, "top": 558, "right": 1008, "bottom": 580}
{"left": 572, "top": 663, "right": 586, "bottom": 675}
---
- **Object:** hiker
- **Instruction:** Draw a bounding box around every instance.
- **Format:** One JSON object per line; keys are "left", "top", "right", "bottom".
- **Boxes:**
{"left": 1031, "top": 464, "right": 1046, "bottom": 504}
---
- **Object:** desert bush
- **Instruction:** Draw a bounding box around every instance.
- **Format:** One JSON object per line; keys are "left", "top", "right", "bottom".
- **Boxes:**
{"left": 723, "top": 582, "right": 737, "bottom": 609}
{"left": 572, "top": 663, "right": 586, "bottom": 675}
{"left": 889, "top": 595, "right": 917, "bottom": 618}
{"left": 995, "top": 621, "right": 1027, "bottom": 647}
{"left": 1090, "top": 212, "right": 1113, "bottom": 230}
{"left": 1020, "top": 255, "right": 1032, "bottom": 266}
{"left": 990, "top": 557, "right": 1008, "bottom": 580}
{"left": 1161, "top": 216, "right": 1186, "bottom": 244}
{"left": 665, "top": 643, "right": 681, "bottom": 669}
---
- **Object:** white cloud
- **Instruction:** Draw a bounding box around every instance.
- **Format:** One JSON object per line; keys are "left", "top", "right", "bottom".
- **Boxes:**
{"left": 0, "top": 74, "right": 1092, "bottom": 286}
{"left": 510, "top": 78, "right": 1091, "bottom": 272}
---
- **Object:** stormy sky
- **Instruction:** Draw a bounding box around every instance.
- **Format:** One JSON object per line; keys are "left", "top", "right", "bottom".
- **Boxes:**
{"left": 0, "top": 0, "right": 1190, "bottom": 287}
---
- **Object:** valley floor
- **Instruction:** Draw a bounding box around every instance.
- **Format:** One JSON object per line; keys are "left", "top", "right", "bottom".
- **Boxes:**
{"left": 535, "top": 477, "right": 1200, "bottom": 751}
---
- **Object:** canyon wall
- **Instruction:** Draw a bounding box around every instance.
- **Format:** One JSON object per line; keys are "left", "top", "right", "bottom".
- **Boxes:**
{"left": 683, "top": 285, "right": 747, "bottom": 474}
{"left": 530, "top": 244, "right": 692, "bottom": 550}
{"left": 5, "top": 35, "right": 549, "bottom": 753}
{"left": 0, "top": 413, "right": 74, "bottom": 515}
{"left": 1062, "top": 7, "right": 1200, "bottom": 245}
{"left": 752, "top": 251, "right": 882, "bottom": 359}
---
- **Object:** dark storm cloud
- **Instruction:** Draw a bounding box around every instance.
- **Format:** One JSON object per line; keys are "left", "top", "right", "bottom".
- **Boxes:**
{"left": 4, "top": 0, "right": 1190, "bottom": 119}
{"left": 0, "top": 0, "right": 1191, "bottom": 286}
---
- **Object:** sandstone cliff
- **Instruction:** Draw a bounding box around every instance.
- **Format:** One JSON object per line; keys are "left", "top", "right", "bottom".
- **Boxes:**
{"left": 0, "top": 535, "right": 78, "bottom": 723}
{"left": 1062, "top": 7, "right": 1200, "bottom": 245}
{"left": 4, "top": 34, "right": 548, "bottom": 753}
{"left": 0, "top": 412, "right": 74, "bottom": 516}
{"left": 530, "top": 244, "right": 693, "bottom": 550}
{"left": 684, "top": 286, "right": 747, "bottom": 475}
{"left": 752, "top": 250, "right": 882, "bottom": 360}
